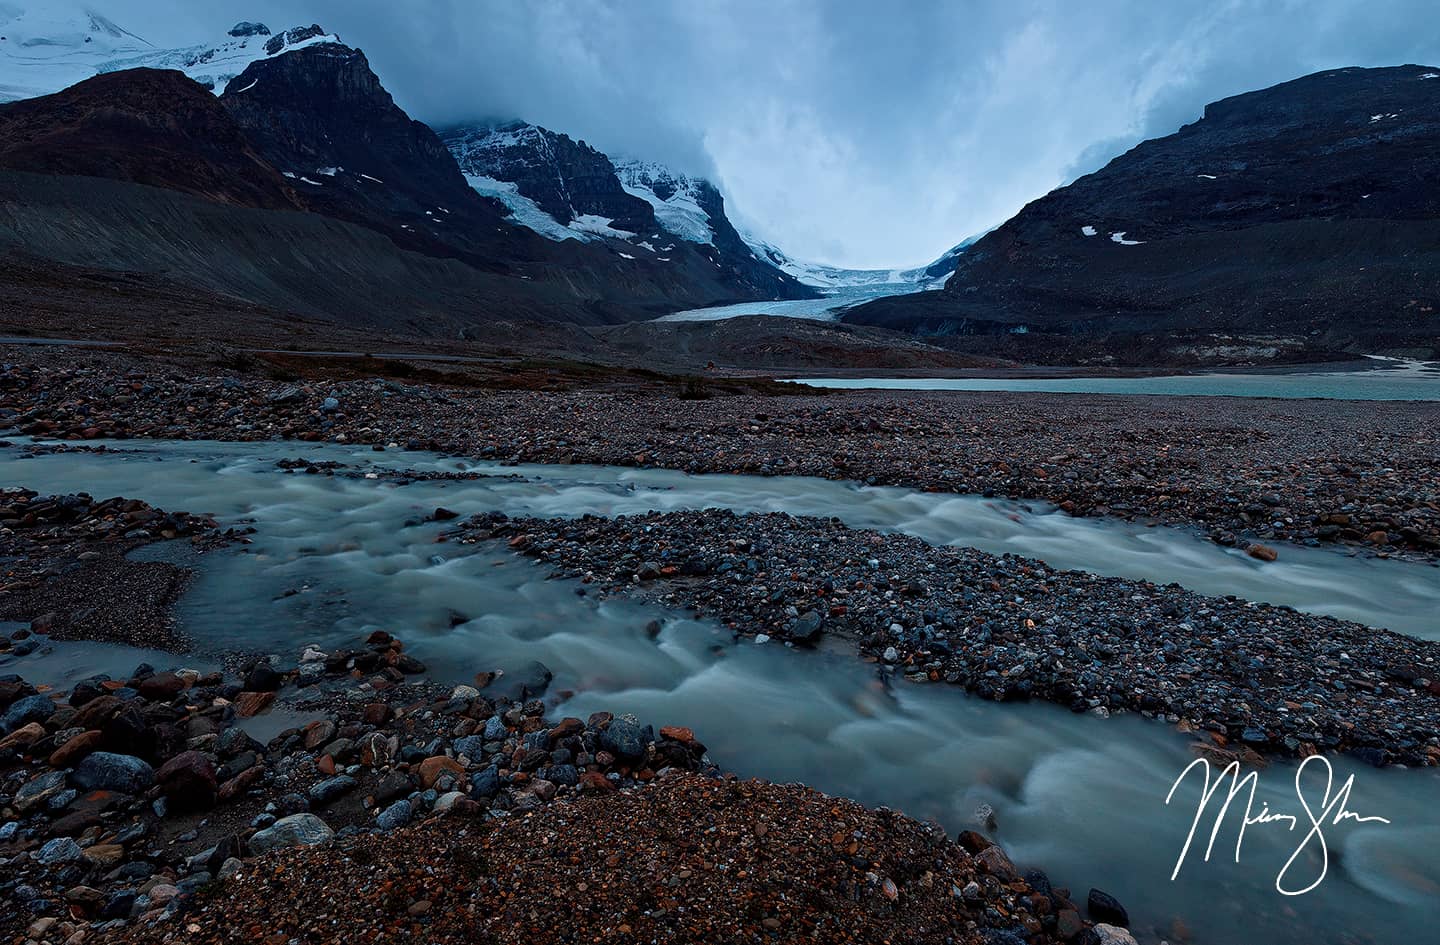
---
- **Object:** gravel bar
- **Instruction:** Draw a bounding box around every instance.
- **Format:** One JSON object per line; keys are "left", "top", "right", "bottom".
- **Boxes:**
{"left": 456, "top": 508, "right": 1440, "bottom": 767}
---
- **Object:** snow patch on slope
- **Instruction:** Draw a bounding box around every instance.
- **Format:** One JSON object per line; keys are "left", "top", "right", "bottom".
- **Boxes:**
{"left": 613, "top": 160, "right": 715, "bottom": 245}
{"left": 464, "top": 174, "right": 582, "bottom": 242}
{"left": 463, "top": 175, "right": 634, "bottom": 243}
{"left": 569, "top": 214, "right": 635, "bottom": 239}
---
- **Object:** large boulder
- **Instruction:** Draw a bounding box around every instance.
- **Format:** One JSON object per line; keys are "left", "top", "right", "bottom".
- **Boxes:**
{"left": 242, "top": 662, "right": 284, "bottom": 693}
{"left": 1087, "top": 888, "right": 1130, "bottom": 927}
{"left": 72, "top": 752, "right": 155, "bottom": 794}
{"left": 155, "top": 750, "right": 218, "bottom": 810}
{"left": 1, "top": 693, "right": 55, "bottom": 733}
{"left": 598, "top": 716, "right": 651, "bottom": 761}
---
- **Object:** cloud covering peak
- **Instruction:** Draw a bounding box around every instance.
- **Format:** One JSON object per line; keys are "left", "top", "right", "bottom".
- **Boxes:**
{"left": 76, "top": 0, "right": 1440, "bottom": 267}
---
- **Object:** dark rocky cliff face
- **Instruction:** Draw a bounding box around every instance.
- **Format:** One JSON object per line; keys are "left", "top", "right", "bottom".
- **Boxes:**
{"left": 0, "top": 68, "right": 298, "bottom": 210}
{"left": 445, "top": 123, "right": 656, "bottom": 233}
{"left": 219, "top": 42, "right": 533, "bottom": 268}
{"left": 849, "top": 65, "right": 1440, "bottom": 358}
{"left": 0, "top": 46, "right": 815, "bottom": 330}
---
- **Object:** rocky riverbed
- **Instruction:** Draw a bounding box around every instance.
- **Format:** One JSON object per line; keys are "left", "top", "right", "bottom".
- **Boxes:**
{"left": 3, "top": 353, "right": 1438, "bottom": 561}
{"left": 0, "top": 482, "right": 232, "bottom": 651}
{"left": 0, "top": 626, "right": 1111, "bottom": 945}
{"left": 457, "top": 508, "right": 1440, "bottom": 767}
{"left": 0, "top": 482, "right": 1119, "bottom": 944}
{"left": 108, "top": 774, "right": 1111, "bottom": 945}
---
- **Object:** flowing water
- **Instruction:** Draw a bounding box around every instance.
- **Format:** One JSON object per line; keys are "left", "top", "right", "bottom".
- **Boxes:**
{"left": 3, "top": 438, "right": 1437, "bottom": 944}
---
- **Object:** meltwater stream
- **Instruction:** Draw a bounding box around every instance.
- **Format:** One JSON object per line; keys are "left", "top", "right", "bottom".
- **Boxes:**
{"left": 3, "top": 439, "right": 1437, "bottom": 944}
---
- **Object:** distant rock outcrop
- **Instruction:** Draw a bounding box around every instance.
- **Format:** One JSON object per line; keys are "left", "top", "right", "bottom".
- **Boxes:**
{"left": 227, "top": 22, "right": 271, "bottom": 38}
{"left": 0, "top": 67, "right": 298, "bottom": 210}
{"left": 849, "top": 65, "right": 1440, "bottom": 359}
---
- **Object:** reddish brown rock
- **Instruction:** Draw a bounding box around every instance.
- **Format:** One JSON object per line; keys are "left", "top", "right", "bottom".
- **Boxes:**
{"left": 136, "top": 671, "right": 187, "bottom": 701}
{"left": 580, "top": 771, "right": 618, "bottom": 794}
{"left": 0, "top": 722, "right": 46, "bottom": 752}
{"left": 156, "top": 750, "right": 218, "bottom": 810}
{"left": 418, "top": 755, "right": 464, "bottom": 789}
{"left": 232, "top": 691, "right": 276, "bottom": 718}
{"left": 217, "top": 764, "right": 265, "bottom": 802}
{"left": 49, "top": 729, "right": 104, "bottom": 767}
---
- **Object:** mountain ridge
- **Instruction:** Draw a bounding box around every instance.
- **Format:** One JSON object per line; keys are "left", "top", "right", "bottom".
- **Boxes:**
{"left": 442, "top": 119, "right": 813, "bottom": 302}
{"left": 847, "top": 63, "right": 1440, "bottom": 360}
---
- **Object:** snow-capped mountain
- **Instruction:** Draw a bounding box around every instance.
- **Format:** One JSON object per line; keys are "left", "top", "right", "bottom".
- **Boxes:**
{"left": 442, "top": 121, "right": 812, "bottom": 300}
{"left": 0, "top": 3, "right": 338, "bottom": 102}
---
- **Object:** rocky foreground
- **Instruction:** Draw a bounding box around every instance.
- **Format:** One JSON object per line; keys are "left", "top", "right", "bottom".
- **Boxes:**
{"left": 0, "top": 626, "right": 1120, "bottom": 945}
{"left": 3, "top": 354, "right": 1439, "bottom": 561}
{"left": 108, "top": 774, "right": 1119, "bottom": 945}
{"left": 458, "top": 509, "right": 1440, "bottom": 767}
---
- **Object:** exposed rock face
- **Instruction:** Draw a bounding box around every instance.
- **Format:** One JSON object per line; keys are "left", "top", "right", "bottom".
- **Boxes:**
{"left": 850, "top": 65, "right": 1440, "bottom": 358}
{"left": 0, "top": 42, "right": 813, "bottom": 330}
{"left": 219, "top": 41, "right": 540, "bottom": 271}
{"left": 444, "top": 121, "right": 812, "bottom": 302}
{"left": 446, "top": 122, "right": 656, "bottom": 232}
{"left": 0, "top": 68, "right": 299, "bottom": 209}
{"left": 227, "top": 22, "right": 271, "bottom": 38}
{"left": 221, "top": 44, "right": 488, "bottom": 221}
{"left": 264, "top": 24, "right": 327, "bottom": 55}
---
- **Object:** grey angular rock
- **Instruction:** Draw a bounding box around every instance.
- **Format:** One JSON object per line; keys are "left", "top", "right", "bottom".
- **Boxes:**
{"left": 375, "top": 798, "right": 412, "bottom": 831}
{"left": 35, "top": 837, "right": 83, "bottom": 865}
{"left": 307, "top": 775, "right": 358, "bottom": 805}
{"left": 248, "top": 813, "right": 333, "bottom": 854}
{"left": 598, "top": 716, "right": 650, "bottom": 760}
{"left": 2, "top": 693, "right": 55, "bottom": 733}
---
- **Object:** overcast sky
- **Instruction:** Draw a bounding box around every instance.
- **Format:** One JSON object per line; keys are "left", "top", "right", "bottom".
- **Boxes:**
{"left": 103, "top": 0, "right": 1440, "bottom": 268}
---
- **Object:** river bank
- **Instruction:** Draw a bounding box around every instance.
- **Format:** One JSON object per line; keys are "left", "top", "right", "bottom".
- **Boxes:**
{"left": 2, "top": 352, "right": 1438, "bottom": 561}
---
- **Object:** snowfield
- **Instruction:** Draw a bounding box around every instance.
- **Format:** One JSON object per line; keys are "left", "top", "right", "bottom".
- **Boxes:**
{"left": 0, "top": 3, "right": 340, "bottom": 101}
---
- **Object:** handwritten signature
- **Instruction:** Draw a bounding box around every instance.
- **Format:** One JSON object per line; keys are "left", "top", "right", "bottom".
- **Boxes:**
{"left": 1165, "top": 755, "right": 1391, "bottom": 895}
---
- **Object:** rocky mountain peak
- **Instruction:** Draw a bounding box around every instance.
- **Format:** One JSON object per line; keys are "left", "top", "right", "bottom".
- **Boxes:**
{"left": 849, "top": 63, "right": 1440, "bottom": 359}
{"left": 227, "top": 22, "right": 270, "bottom": 38}
{"left": 219, "top": 40, "right": 521, "bottom": 266}
{"left": 443, "top": 121, "right": 656, "bottom": 233}
{"left": 264, "top": 24, "right": 330, "bottom": 56}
